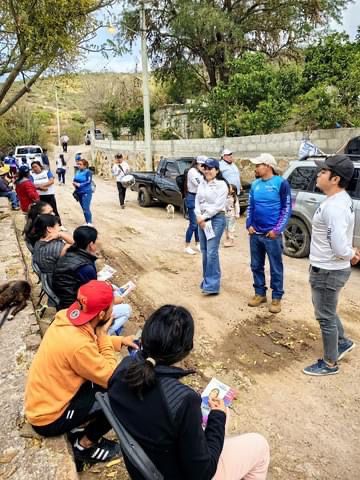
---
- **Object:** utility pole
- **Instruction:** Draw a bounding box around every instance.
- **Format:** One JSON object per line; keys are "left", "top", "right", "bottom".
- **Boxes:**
{"left": 54, "top": 86, "right": 61, "bottom": 148}
{"left": 140, "top": 2, "right": 152, "bottom": 170}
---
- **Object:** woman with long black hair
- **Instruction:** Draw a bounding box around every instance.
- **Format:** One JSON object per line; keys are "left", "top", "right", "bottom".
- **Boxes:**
{"left": 184, "top": 156, "right": 205, "bottom": 255}
{"left": 108, "top": 305, "right": 270, "bottom": 480}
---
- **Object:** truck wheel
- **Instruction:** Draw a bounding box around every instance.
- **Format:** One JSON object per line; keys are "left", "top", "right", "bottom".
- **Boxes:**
{"left": 283, "top": 217, "right": 310, "bottom": 258}
{"left": 138, "top": 187, "right": 152, "bottom": 207}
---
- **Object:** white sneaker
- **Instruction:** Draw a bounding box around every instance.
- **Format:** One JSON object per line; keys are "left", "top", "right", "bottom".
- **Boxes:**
{"left": 184, "top": 247, "right": 196, "bottom": 255}
{"left": 83, "top": 223, "right": 94, "bottom": 227}
{"left": 196, "top": 244, "right": 201, "bottom": 252}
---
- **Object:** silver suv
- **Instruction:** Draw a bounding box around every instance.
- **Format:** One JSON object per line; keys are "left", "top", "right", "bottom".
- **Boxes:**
{"left": 282, "top": 157, "right": 360, "bottom": 257}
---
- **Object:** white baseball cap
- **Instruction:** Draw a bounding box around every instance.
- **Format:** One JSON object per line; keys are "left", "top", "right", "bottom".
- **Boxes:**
{"left": 222, "top": 148, "right": 233, "bottom": 156}
{"left": 250, "top": 153, "right": 277, "bottom": 167}
{"left": 196, "top": 155, "right": 207, "bottom": 165}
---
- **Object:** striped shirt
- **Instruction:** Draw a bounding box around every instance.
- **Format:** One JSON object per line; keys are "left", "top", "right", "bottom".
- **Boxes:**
{"left": 33, "top": 240, "right": 64, "bottom": 273}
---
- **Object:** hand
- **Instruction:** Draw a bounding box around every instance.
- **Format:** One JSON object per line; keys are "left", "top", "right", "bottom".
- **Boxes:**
{"left": 197, "top": 218, "right": 206, "bottom": 230}
{"left": 248, "top": 226, "right": 256, "bottom": 235}
{"left": 266, "top": 230, "right": 277, "bottom": 239}
{"left": 73, "top": 182, "right": 80, "bottom": 188}
{"left": 121, "top": 335, "right": 139, "bottom": 350}
{"left": 95, "top": 316, "right": 113, "bottom": 337}
{"left": 351, "top": 249, "right": 360, "bottom": 266}
{"left": 45, "top": 231, "right": 62, "bottom": 242}
{"left": 208, "top": 398, "right": 227, "bottom": 415}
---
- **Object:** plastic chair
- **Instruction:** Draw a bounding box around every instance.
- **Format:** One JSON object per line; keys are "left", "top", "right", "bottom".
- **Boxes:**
{"left": 95, "top": 392, "right": 163, "bottom": 480}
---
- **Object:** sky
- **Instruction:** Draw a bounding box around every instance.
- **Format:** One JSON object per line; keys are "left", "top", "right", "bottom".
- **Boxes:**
{"left": 82, "top": 1, "right": 360, "bottom": 73}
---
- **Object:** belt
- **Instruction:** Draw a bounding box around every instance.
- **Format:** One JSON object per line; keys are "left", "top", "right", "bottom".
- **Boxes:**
{"left": 187, "top": 192, "right": 196, "bottom": 195}
{"left": 310, "top": 265, "right": 321, "bottom": 273}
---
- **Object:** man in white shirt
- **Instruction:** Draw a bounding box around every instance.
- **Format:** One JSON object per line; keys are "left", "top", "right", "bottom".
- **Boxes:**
{"left": 111, "top": 153, "right": 130, "bottom": 209}
{"left": 219, "top": 149, "right": 241, "bottom": 194}
{"left": 303, "top": 155, "right": 360, "bottom": 376}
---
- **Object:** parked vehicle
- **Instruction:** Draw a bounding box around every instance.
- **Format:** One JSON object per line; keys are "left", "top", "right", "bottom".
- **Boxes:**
{"left": 282, "top": 156, "right": 360, "bottom": 258}
{"left": 15, "top": 145, "right": 43, "bottom": 168}
{"left": 131, "top": 156, "right": 250, "bottom": 214}
{"left": 94, "top": 129, "right": 104, "bottom": 140}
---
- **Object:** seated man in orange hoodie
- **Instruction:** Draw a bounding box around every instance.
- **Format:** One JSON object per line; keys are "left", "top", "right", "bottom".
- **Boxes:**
{"left": 25, "top": 280, "right": 137, "bottom": 467}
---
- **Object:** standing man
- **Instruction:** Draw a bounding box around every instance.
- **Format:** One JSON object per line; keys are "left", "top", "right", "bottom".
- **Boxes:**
{"left": 219, "top": 149, "right": 241, "bottom": 194}
{"left": 246, "top": 153, "right": 291, "bottom": 313}
{"left": 61, "top": 134, "right": 69, "bottom": 152}
{"left": 111, "top": 153, "right": 130, "bottom": 209}
{"left": 303, "top": 155, "right": 359, "bottom": 376}
{"left": 25, "top": 280, "right": 137, "bottom": 465}
{"left": 41, "top": 148, "right": 50, "bottom": 170}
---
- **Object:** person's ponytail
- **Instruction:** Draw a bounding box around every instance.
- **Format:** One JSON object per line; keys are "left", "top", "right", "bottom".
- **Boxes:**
{"left": 124, "top": 356, "right": 157, "bottom": 398}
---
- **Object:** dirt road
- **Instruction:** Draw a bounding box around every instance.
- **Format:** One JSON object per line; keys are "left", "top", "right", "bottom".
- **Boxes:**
{"left": 57, "top": 147, "right": 360, "bottom": 479}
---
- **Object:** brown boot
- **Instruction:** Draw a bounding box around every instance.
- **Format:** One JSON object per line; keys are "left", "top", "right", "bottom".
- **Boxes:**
{"left": 269, "top": 299, "right": 281, "bottom": 313}
{"left": 248, "top": 295, "right": 267, "bottom": 307}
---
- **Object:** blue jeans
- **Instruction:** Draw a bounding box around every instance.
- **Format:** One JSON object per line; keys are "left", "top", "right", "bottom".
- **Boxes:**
{"left": 310, "top": 267, "right": 351, "bottom": 363}
{"left": 198, "top": 213, "right": 226, "bottom": 293}
{"left": 249, "top": 234, "right": 284, "bottom": 299}
{"left": 108, "top": 302, "right": 132, "bottom": 336}
{"left": 78, "top": 192, "right": 92, "bottom": 224}
{"left": 0, "top": 190, "right": 19, "bottom": 208}
{"left": 185, "top": 193, "right": 199, "bottom": 243}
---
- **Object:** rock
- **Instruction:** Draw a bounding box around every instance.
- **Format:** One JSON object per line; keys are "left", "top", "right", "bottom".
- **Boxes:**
{"left": 19, "top": 423, "right": 42, "bottom": 440}
{"left": 25, "top": 334, "right": 41, "bottom": 351}
{"left": 0, "top": 448, "right": 17, "bottom": 464}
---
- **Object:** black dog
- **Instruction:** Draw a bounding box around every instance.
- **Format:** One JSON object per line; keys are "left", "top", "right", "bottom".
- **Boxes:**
{"left": 0, "top": 280, "right": 31, "bottom": 328}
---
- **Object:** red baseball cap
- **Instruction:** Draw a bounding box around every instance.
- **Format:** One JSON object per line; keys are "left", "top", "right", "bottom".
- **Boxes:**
{"left": 67, "top": 280, "right": 114, "bottom": 326}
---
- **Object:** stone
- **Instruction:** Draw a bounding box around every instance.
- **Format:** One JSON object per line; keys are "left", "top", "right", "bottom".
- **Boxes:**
{"left": 25, "top": 334, "right": 41, "bottom": 351}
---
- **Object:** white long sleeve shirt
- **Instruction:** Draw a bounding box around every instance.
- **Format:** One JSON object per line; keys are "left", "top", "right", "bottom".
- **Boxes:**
{"left": 195, "top": 179, "right": 228, "bottom": 220}
{"left": 187, "top": 167, "right": 203, "bottom": 194}
{"left": 112, "top": 162, "right": 130, "bottom": 182}
{"left": 310, "top": 190, "right": 355, "bottom": 270}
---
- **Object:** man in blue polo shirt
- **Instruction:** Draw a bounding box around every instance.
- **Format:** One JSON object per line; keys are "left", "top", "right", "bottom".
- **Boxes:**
{"left": 246, "top": 153, "right": 291, "bottom": 313}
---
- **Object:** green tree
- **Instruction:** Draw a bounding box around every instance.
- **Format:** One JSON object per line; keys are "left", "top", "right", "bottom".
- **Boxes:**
{"left": 118, "top": 0, "right": 349, "bottom": 89}
{"left": 0, "top": 0, "right": 118, "bottom": 116}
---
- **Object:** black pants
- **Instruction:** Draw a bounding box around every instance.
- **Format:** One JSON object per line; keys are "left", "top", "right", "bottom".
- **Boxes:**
{"left": 40, "top": 194, "right": 61, "bottom": 225}
{"left": 62, "top": 142, "right": 68, "bottom": 152}
{"left": 116, "top": 182, "right": 126, "bottom": 206}
{"left": 32, "top": 382, "right": 111, "bottom": 443}
{"left": 57, "top": 169, "right": 66, "bottom": 184}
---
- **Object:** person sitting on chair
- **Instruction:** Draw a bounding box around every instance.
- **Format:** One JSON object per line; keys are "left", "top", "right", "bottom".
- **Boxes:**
{"left": 25, "top": 280, "right": 138, "bottom": 468}
{"left": 108, "top": 305, "right": 270, "bottom": 480}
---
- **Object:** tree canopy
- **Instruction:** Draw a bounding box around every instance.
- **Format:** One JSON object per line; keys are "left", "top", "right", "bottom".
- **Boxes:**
{"left": 0, "top": 0, "right": 117, "bottom": 116}
{"left": 118, "top": 0, "right": 350, "bottom": 89}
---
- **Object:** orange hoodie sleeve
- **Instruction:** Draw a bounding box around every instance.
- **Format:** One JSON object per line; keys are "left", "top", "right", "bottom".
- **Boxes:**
{"left": 71, "top": 336, "right": 117, "bottom": 388}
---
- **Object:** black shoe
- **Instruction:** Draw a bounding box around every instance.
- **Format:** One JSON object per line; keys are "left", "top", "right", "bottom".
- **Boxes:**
{"left": 67, "top": 427, "right": 85, "bottom": 444}
{"left": 73, "top": 437, "right": 121, "bottom": 465}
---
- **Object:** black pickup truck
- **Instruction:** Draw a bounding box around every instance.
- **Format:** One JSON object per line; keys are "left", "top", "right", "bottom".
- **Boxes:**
{"left": 131, "top": 157, "right": 194, "bottom": 209}
{"left": 131, "top": 156, "right": 250, "bottom": 213}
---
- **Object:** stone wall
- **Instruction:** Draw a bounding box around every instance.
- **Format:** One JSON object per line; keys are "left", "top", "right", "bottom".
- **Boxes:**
{"left": 91, "top": 127, "right": 360, "bottom": 180}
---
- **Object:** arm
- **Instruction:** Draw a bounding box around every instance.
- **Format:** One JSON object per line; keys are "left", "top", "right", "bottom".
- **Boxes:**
{"left": 177, "top": 393, "right": 226, "bottom": 480}
{"left": 41, "top": 171, "right": 55, "bottom": 188}
{"left": 71, "top": 338, "right": 117, "bottom": 388}
{"left": 273, "top": 180, "right": 292, "bottom": 234}
{"left": 111, "top": 165, "right": 119, "bottom": 176}
{"left": 25, "top": 181, "right": 40, "bottom": 202}
{"left": 246, "top": 186, "right": 255, "bottom": 231}
{"left": 323, "top": 206, "right": 354, "bottom": 260}
{"left": 195, "top": 185, "right": 202, "bottom": 218}
{"left": 202, "top": 181, "right": 228, "bottom": 220}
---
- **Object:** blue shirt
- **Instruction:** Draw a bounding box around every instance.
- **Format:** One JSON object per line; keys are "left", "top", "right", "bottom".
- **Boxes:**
{"left": 73, "top": 168, "right": 92, "bottom": 194}
{"left": 246, "top": 176, "right": 291, "bottom": 234}
{"left": 219, "top": 160, "right": 241, "bottom": 194}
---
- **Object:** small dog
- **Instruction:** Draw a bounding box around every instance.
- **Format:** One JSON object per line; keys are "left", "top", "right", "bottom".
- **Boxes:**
{"left": 0, "top": 280, "right": 31, "bottom": 328}
{"left": 166, "top": 204, "right": 175, "bottom": 219}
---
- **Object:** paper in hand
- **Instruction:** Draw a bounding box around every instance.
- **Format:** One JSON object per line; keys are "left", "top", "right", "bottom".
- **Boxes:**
{"left": 204, "top": 221, "right": 215, "bottom": 240}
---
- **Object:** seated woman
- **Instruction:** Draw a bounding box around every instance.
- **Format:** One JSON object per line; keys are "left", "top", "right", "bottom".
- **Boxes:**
{"left": 32, "top": 214, "right": 73, "bottom": 279}
{"left": 108, "top": 305, "right": 270, "bottom": 480}
{"left": 52, "top": 225, "right": 131, "bottom": 335}
{"left": 23, "top": 201, "right": 54, "bottom": 253}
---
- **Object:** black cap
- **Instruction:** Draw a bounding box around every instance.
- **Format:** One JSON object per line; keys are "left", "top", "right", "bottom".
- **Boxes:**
{"left": 314, "top": 155, "right": 354, "bottom": 182}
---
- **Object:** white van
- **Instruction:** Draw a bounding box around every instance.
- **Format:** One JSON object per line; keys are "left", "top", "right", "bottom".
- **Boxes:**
{"left": 15, "top": 145, "right": 43, "bottom": 168}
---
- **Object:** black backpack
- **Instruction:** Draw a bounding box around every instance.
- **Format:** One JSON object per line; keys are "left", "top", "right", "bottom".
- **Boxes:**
{"left": 176, "top": 168, "right": 189, "bottom": 198}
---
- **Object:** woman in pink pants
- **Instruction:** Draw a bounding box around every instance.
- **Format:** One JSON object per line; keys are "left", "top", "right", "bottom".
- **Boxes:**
{"left": 108, "top": 305, "right": 270, "bottom": 480}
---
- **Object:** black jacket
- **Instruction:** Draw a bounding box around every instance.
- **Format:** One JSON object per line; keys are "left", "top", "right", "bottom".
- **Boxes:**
{"left": 52, "top": 249, "right": 97, "bottom": 310}
{"left": 108, "top": 356, "right": 226, "bottom": 480}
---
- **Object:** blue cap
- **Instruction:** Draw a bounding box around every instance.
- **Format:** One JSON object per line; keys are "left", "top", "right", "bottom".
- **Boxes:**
{"left": 19, "top": 164, "right": 30, "bottom": 174}
{"left": 204, "top": 158, "right": 220, "bottom": 169}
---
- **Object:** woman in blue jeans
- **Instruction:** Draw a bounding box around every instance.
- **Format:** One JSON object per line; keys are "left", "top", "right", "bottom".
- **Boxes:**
{"left": 195, "top": 158, "right": 228, "bottom": 295}
{"left": 73, "top": 159, "right": 93, "bottom": 225}
{"left": 184, "top": 157, "right": 205, "bottom": 255}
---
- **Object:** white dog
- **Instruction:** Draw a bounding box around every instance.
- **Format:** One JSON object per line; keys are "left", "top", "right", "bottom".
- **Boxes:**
{"left": 166, "top": 204, "right": 175, "bottom": 219}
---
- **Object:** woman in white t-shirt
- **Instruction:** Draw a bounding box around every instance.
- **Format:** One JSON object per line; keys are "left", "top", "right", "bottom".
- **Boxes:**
{"left": 31, "top": 161, "right": 62, "bottom": 225}
{"left": 111, "top": 153, "right": 130, "bottom": 209}
{"left": 56, "top": 154, "right": 67, "bottom": 185}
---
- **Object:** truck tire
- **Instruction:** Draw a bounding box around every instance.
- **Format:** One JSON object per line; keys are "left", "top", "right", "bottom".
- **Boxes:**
{"left": 138, "top": 187, "right": 152, "bottom": 207}
{"left": 283, "top": 217, "right": 310, "bottom": 258}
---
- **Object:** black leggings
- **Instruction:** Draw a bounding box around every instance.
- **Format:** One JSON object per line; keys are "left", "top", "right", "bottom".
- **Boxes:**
{"left": 40, "top": 194, "right": 61, "bottom": 225}
{"left": 116, "top": 182, "right": 126, "bottom": 206}
{"left": 32, "top": 382, "right": 111, "bottom": 443}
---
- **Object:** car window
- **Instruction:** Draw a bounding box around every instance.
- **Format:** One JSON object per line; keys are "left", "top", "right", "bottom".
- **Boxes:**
{"left": 346, "top": 168, "right": 360, "bottom": 199}
{"left": 17, "top": 148, "right": 29, "bottom": 155}
{"left": 164, "top": 162, "right": 179, "bottom": 178}
{"left": 177, "top": 159, "right": 193, "bottom": 174}
{"left": 287, "top": 166, "right": 316, "bottom": 191}
{"left": 29, "top": 147, "right": 42, "bottom": 154}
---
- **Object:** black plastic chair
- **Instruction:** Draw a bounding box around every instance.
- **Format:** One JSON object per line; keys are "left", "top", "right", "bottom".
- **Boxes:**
{"left": 95, "top": 392, "right": 164, "bottom": 480}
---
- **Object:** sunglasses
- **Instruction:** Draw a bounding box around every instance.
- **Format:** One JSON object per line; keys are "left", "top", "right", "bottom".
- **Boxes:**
{"left": 203, "top": 165, "right": 215, "bottom": 170}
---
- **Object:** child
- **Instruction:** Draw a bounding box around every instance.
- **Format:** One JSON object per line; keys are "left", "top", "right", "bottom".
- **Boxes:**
{"left": 224, "top": 184, "right": 240, "bottom": 247}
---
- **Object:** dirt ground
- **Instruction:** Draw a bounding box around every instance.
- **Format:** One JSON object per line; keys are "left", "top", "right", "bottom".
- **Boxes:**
{"left": 55, "top": 147, "right": 359, "bottom": 479}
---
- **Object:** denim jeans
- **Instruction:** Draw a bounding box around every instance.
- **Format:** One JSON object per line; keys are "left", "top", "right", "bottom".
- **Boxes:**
{"left": 309, "top": 267, "right": 351, "bottom": 363}
{"left": 0, "top": 190, "right": 19, "bottom": 208}
{"left": 78, "top": 192, "right": 92, "bottom": 223}
{"left": 185, "top": 193, "right": 199, "bottom": 243}
{"left": 108, "top": 302, "right": 132, "bottom": 336}
{"left": 198, "top": 213, "right": 226, "bottom": 293}
{"left": 249, "top": 234, "right": 284, "bottom": 299}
